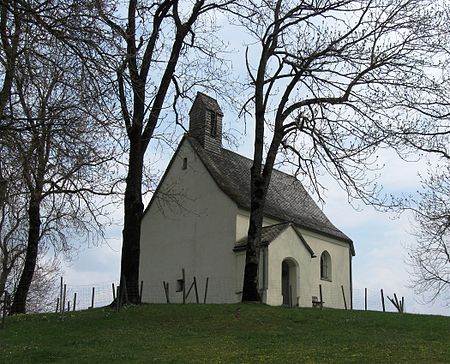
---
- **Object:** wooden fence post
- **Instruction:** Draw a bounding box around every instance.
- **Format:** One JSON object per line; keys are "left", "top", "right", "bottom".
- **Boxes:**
{"left": 341, "top": 285, "right": 347, "bottom": 310}
{"left": 166, "top": 282, "right": 170, "bottom": 304}
{"left": 193, "top": 277, "right": 199, "bottom": 304}
{"left": 139, "top": 280, "right": 144, "bottom": 304}
{"left": 59, "top": 277, "right": 63, "bottom": 313}
{"left": 203, "top": 277, "right": 209, "bottom": 304}
{"left": 182, "top": 268, "right": 186, "bottom": 304}
{"left": 163, "top": 281, "right": 170, "bottom": 304}
{"left": 91, "top": 287, "right": 95, "bottom": 309}
{"left": 112, "top": 283, "right": 116, "bottom": 301}
{"left": 319, "top": 284, "right": 323, "bottom": 309}
{"left": 73, "top": 293, "right": 77, "bottom": 311}
{"left": 162, "top": 282, "right": 166, "bottom": 303}
{"left": 116, "top": 286, "right": 120, "bottom": 312}
{"left": 62, "top": 284, "right": 67, "bottom": 313}
{"left": 394, "top": 293, "right": 399, "bottom": 311}
{"left": 55, "top": 298, "right": 60, "bottom": 313}
{"left": 386, "top": 293, "right": 404, "bottom": 313}
{"left": 364, "top": 288, "right": 368, "bottom": 311}
{"left": 185, "top": 281, "right": 195, "bottom": 300}
{"left": 380, "top": 289, "right": 385, "bottom": 312}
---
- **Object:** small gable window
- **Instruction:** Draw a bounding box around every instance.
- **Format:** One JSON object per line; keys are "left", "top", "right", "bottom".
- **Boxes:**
{"left": 182, "top": 157, "right": 188, "bottom": 170}
{"left": 320, "top": 251, "right": 332, "bottom": 281}
{"left": 210, "top": 111, "right": 217, "bottom": 137}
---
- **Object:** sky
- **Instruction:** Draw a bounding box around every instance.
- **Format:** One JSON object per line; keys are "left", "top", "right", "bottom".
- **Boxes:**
{"left": 61, "top": 4, "right": 450, "bottom": 317}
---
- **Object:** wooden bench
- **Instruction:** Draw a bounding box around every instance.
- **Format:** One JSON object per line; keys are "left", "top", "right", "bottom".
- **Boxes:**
{"left": 312, "top": 295, "right": 324, "bottom": 308}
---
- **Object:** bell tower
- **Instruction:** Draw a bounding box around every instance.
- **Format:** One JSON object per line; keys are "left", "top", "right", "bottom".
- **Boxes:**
{"left": 188, "top": 92, "right": 223, "bottom": 153}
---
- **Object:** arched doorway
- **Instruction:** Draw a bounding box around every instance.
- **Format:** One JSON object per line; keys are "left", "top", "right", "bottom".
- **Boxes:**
{"left": 281, "top": 258, "right": 298, "bottom": 306}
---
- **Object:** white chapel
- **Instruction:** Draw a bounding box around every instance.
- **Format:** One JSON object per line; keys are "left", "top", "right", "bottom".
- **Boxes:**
{"left": 139, "top": 92, "right": 355, "bottom": 308}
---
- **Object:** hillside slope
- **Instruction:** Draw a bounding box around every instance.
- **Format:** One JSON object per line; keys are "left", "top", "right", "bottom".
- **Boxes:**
{"left": 1, "top": 304, "right": 449, "bottom": 363}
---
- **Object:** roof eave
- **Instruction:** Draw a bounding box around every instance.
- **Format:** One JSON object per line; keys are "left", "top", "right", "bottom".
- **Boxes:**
{"left": 291, "top": 225, "right": 316, "bottom": 258}
{"left": 236, "top": 204, "right": 355, "bottom": 254}
{"left": 233, "top": 240, "right": 269, "bottom": 252}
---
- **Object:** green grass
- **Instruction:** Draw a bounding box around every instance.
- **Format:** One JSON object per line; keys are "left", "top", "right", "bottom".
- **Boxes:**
{"left": 0, "top": 304, "right": 449, "bottom": 363}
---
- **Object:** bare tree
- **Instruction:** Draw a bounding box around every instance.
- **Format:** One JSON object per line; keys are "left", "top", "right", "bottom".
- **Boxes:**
{"left": 0, "top": 155, "right": 27, "bottom": 295}
{"left": 1, "top": 0, "right": 115, "bottom": 128}
{"left": 407, "top": 165, "right": 450, "bottom": 305}
{"left": 5, "top": 248, "right": 62, "bottom": 314}
{"left": 5, "top": 12, "right": 118, "bottom": 313}
{"left": 20, "top": 253, "right": 61, "bottom": 313}
{"left": 0, "top": 182, "right": 62, "bottom": 314}
{"left": 0, "top": 210, "right": 26, "bottom": 296}
{"left": 96, "top": 0, "right": 234, "bottom": 302}
{"left": 0, "top": 0, "right": 22, "bottom": 122}
{"left": 1, "top": 135, "right": 65, "bottom": 314}
{"left": 233, "top": 0, "right": 450, "bottom": 301}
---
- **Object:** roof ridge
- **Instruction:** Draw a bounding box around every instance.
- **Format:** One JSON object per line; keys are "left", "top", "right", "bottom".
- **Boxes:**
{"left": 187, "top": 136, "right": 307, "bottom": 186}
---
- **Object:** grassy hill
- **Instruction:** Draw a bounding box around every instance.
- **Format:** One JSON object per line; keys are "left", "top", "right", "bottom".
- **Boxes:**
{"left": 1, "top": 304, "right": 449, "bottom": 363}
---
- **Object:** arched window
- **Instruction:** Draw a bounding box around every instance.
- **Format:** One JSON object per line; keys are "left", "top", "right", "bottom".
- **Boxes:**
{"left": 320, "top": 251, "right": 332, "bottom": 281}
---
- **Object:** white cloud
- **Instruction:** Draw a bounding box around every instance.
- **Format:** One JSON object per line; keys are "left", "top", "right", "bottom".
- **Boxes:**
{"left": 62, "top": 238, "right": 121, "bottom": 286}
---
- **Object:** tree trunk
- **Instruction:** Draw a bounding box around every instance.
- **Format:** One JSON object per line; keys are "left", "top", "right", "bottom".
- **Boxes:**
{"left": 242, "top": 131, "right": 282, "bottom": 302}
{"left": 0, "top": 260, "right": 11, "bottom": 295}
{"left": 120, "top": 136, "right": 144, "bottom": 304}
{"left": 242, "top": 191, "right": 265, "bottom": 302}
{"left": 10, "top": 198, "right": 40, "bottom": 314}
{"left": 0, "top": 0, "right": 20, "bottom": 119}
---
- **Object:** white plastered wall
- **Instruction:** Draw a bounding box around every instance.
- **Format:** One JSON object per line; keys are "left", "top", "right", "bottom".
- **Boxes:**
{"left": 266, "top": 226, "right": 314, "bottom": 306}
{"left": 299, "top": 228, "right": 352, "bottom": 309}
{"left": 236, "top": 210, "right": 279, "bottom": 242}
{"left": 140, "top": 139, "right": 239, "bottom": 304}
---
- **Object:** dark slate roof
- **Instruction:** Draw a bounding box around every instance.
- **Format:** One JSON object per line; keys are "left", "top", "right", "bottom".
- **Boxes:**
{"left": 189, "top": 92, "right": 224, "bottom": 116}
{"left": 186, "top": 136, "right": 355, "bottom": 254}
{"left": 234, "top": 222, "right": 316, "bottom": 257}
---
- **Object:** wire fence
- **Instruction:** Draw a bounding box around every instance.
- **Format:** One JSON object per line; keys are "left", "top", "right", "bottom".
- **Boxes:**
{"left": 352, "top": 287, "right": 407, "bottom": 313}
{"left": 60, "top": 281, "right": 119, "bottom": 312}
{"left": 47, "top": 281, "right": 412, "bottom": 314}
{"left": 1, "top": 277, "right": 409, "bottom": 324}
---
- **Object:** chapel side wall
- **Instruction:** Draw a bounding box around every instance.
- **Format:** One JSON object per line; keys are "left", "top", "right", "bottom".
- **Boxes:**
{"left": 299, "top": 229, "right": 352, "bottom": 309}
{"left": 140, "top": 140, "right": 239, "bottom": 304}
